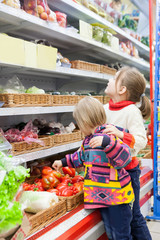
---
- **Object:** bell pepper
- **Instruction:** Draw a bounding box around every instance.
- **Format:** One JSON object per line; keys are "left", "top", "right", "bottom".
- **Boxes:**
{"left": 71, "top": 175, "right": 84, "bottom": 183}
{"left": 62, "top": 167, "right": 76, "bottom": 177}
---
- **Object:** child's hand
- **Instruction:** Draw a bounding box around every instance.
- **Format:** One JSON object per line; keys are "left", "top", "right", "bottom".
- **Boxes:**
{"left": 103, "top": 125, "right": 124, "bottom": 140}
{"left": 52, "top": 160, "right": 62, "bottom": 171}
{"left": 89, "top": 136, "right": 103, "bottom": 148}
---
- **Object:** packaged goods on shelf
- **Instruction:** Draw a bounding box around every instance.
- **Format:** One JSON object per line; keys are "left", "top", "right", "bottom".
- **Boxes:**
{"left": 23, "top": 0, "right": 57, "bottom": 22}
{"left": 2, "top": 0, "right": 20, "bottom": 9}
{"left": 0, "top": 34, "right": 25, "bottom": 66}
{"left": 55, "top": 11, "right": 67, "bottom": 28}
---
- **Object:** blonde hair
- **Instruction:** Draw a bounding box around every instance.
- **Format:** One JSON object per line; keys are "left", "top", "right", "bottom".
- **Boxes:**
{"left": 73, "top": 96, "right": 106, "bottom": 132}
{"left": 116, "top": 67, "right": 151, "bottom": 119}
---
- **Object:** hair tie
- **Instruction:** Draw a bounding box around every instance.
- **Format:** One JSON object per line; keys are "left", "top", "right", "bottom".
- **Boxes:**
{"left": 141, "top": 93, "right": 145, "bottom": 98}
{"left": 136, "top": 93, "right": 145, "bottom": 108}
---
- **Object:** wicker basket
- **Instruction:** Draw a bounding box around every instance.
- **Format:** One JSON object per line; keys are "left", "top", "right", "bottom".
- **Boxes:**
{"left": 137, "top": 149, "right": 152, "bottom": 159}
{"left": 103, "top": 96, "right": 110, "bottom": 104}
{"left": 59, "top": 191, "right": 84, "bottom": 211}
{"left": 11, "top": 136, "right": 52, "bottom": 156}
{"left": 52, "top": 95, "right": 79, "bottom": 105}
{"left": 26, "top": 199, "right": 66, "bottom": 237}
{"left": 71, "top": 60, "right": 100, "bottom": 72}
{"left": 100, "top": 65, "right": 117, "bottom": 75}
{"left": 0, "top": 93, "right": 52, "bottom": 107}
{"left": 53, "top": 131, "right": 82, "bottom": 145}
{"left": 78, "top": 95, "right": 103, "bottom": 104}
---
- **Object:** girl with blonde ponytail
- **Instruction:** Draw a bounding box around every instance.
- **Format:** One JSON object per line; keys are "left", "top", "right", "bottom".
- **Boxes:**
{"left": 90, "top": 67, "right": 152, "bottom": 240}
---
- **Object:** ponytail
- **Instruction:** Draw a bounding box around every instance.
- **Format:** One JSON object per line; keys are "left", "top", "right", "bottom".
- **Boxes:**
{"left": 139, "top": 96, "right": 151, "bottom": 120}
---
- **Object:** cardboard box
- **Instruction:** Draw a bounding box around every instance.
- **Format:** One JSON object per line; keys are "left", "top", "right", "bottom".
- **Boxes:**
{"left": 0, "top": 34, "right": 25, "bottom": 66}
{"left": 24, "top": 41, "right": 37, "bottom": 68}
{"left": 37, "top": 44, "right": 57, "bottom": 70}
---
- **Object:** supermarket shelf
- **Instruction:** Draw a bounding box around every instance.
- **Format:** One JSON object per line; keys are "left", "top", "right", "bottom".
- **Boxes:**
{"left": 0, "top": 106, "right": 75, "bottom": 116}
{"left": 0, "top": 4, "right": 149, "bottom": 75}
{"left": 0, "top": 62, "right": 112, "bottom": 83}
{"left": 49, "top": 0, "right": 149, "bottom": 59}
{"left": 14, "top": 141, "right": 82, "bottom": 162}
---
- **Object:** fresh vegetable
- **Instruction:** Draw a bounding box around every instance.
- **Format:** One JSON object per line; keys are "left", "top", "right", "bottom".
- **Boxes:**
{"left": 0, "top": 202, "right": 23, "bottom": 235}
{"left": 42, "top": 173, "right": 59, "bottom": 190}
{"left": 56, "top": 181, "right": 78, "bottom": 196}
{"left": 62, "top": 167, "right": 76, "bottom": 177}
{"left": 0, "top": 152, "right": 30, "bottom": 234}
{"left": 73, "top": 182, "right": 84, "bottom": 192}
{"left": 71, "top": 175, "right": 84, "bottom": 183}
{"left": 19, "top": 191, "right": 58, "bottom": 213}
{"left": 47, "top": 189, "right": 59, "bottom": 195}
{"left": 42, "top": 166, "right": 53, "bottom": 175}
{"left": 25, "top": 86, "right": 45, "bottom": 94}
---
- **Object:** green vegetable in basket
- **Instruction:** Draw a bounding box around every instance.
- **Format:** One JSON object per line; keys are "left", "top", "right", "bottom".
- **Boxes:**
{"left": 26, "top": 86, "right": 45, "bottom": 94}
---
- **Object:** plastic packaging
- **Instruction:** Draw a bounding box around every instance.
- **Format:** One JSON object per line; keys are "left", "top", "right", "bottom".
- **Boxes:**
{"left": 55, "top": 11, "right": 67, "bottom": 28}
{"left": 102, "top": 30, "right": 112, "bottom": 46}
{"left": 3, "top": 76, "right": 25, "bottom": 94}
{"left": 2, "top": 0, "right": 21, "bottom": 9}
{"left": 23, "top": 0, "right": 57, "bottom": 22}
{"left": 93, "top": 26, "right": 103, "bottom": 42}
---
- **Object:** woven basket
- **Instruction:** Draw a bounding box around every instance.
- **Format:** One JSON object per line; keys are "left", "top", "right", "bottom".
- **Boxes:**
{"left": 103, "top": 96, "right": 110, "bottom": 104}
{"left": 11, "top": 136, "right": 52, "bottom": 156}
{"left": 71, "top": 60, "right": 100, "bottom": 72}
{"left": 52, "top": 131, "right": 82, "bottom": 145}
{"left": 52, "top": 95, "right": 79, "bottom": 105}
{"left": 100, "top": 65, "right": 117, "bottom": 75}
{"left": 78, "top": 95, "right": 103, "bottom": 104}
{"left": 26, "top": 199, "right": 66, "bottom": 237}
{"left": 59, "top": 191, "right": 84, "bottom": 211}
{"left": 0, "top": 93, "right": 52, "bottom": 107}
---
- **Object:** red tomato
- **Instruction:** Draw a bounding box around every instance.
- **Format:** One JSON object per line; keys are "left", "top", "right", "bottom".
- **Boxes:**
{"left": 42, "top": 174, "right": 59, "bottom": 190}
{"left": 47, "top": 189, "right": 59, "bottom": 195}
{"left": 62, "top": 167, "right": 76, "bottom": 177}
{"left": 60, "top": 188, "right": 73, "bottom": 196}
{"left": 42, "top": 166, "right": 53, "bottom": 176}
{"left": 52, "top": 170, "right": 62, "bottom": 181}
{"left": 73, "top": 182, "right": 84, "bottom": 192}
{"left": 71, "top": 175, "right": 84, "bottom": 183}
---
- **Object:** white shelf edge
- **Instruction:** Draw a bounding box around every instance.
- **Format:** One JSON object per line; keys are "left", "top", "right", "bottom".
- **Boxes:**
{"left": 49, "top": 0, "right": 149, "bottom": 56}
{"left": 0, "top": 106, "right": 75, "bottom": 116}
{"left": 14, "top": 141, "right": 82, "bottom": 162}
{"left": 0, "top": 62, "right": 112, "bottom": 81}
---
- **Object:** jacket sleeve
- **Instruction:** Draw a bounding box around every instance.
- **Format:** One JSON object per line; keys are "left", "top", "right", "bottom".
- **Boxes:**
{"left": 115, "top": 125, "right": 135, "bottom": 148}
{"left": 103, "top": 135, "right": 131, "bottom": 169}
{"left": 62, "top": 143, "right": 85, "bottom": 168}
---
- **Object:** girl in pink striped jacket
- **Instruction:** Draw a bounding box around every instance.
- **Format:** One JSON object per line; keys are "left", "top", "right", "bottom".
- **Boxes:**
{"left": 53, "top": 96, "right": 134, "bottom": 240}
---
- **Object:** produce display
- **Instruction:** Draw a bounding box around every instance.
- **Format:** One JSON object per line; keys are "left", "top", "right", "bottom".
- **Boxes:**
{"left": 120, "top": 41, "right": 139, "bottom": 58}
{"left": 0, "top": 152, "right": 30, "bottom": 236}
{"left": 23, "top": 166, "right": 84, "bottom": 198}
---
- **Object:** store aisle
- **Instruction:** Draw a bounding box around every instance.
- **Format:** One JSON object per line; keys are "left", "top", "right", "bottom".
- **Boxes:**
{"left": 147, "top": 220, "right": 160, "bottom": 239}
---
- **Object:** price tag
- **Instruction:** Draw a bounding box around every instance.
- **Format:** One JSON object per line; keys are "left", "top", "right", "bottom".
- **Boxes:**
{"left": 79, "top": 20, "right": 93, "bottom": 40}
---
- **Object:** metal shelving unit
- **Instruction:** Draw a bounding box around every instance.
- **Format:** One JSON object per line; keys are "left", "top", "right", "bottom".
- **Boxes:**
{"left": 49, "top": 0, "right": 149, "bottom": 60}
{"left": 0, "top": 1, "right": 150, "bottom": 164}
{"left": 0, "top": 4, "right": 149, "bottom": 75}
{"left": 0, "top": 63, "right": 112, "bottom": 83}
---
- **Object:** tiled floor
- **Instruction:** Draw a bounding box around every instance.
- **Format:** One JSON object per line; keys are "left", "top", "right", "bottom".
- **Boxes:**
{"left": 147, "top": 219, "right": 160, "bottom": 240}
